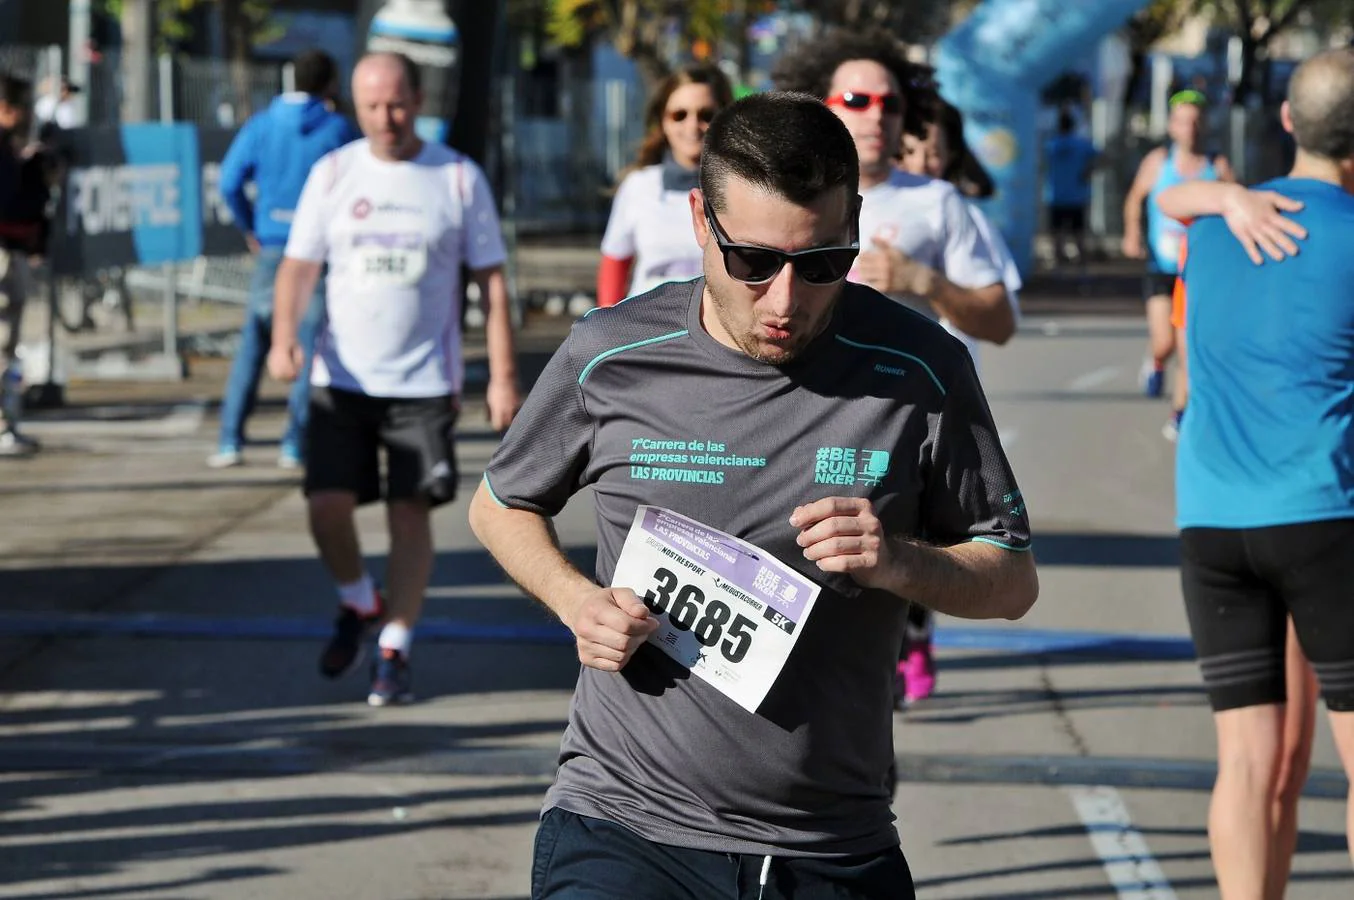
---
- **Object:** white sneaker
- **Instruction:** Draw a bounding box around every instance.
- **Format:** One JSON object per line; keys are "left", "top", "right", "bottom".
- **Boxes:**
{"left": 207, "top": 449, "right": 244, "bottom": 469}
{"left": 0, "top": 429, "right": 37, "bottom": 457}
{"left": 276, "top": 450, "right": 303, "bottom": 470}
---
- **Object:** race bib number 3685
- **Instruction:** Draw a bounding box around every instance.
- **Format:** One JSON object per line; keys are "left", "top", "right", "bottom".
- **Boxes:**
{"left": 610, "top": 506, "right": 821, "bottom": 713}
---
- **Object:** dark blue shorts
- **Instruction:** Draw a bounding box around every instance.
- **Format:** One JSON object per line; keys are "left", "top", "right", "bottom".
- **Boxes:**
{"left": 531, "top": 808, "right": 915, "bottom": 900}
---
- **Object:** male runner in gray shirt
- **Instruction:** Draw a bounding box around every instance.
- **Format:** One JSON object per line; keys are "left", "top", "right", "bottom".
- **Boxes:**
{"left": 470, "top": 92, "right": 1037, "bottom": 900}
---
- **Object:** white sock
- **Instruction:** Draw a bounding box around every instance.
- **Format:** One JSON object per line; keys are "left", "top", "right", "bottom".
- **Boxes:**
{"left": 378, "top": 622, "right": 412, "bottom": 657}
{"left": 337, "top": 575, "right": 378, "bottom": 616}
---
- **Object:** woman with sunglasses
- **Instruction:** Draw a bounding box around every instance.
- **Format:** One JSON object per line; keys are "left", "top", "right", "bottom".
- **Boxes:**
{"left": 893, "top": 97, "right": 1023, "bottom": 706}
{"left": 596, "top": 65, "right": 734, "bottom": 308}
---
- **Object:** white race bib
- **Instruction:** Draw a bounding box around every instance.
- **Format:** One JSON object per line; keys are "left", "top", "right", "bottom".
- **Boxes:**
{"left": 1153, "top": 227, "right": 1184, "bottom": 271}
{"left": 352, "top": 234, "right": 427, "bottom": 287}
{"left": 611, "top": 506, "right": 821, "bottom": 713}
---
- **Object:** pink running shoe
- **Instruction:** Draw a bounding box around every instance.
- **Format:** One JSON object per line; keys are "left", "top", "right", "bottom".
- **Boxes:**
{"left": 900, "top": 641, "right": 937, "bottom": 704}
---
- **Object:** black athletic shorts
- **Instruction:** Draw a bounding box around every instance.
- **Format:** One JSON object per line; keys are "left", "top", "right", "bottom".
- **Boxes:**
{"left": 304, "top": 386, "right": 459, "bottom": 507}
{"left": 1180, "top": 518, "right": 1354, "bottom": 713}
{"left": 531, "top": 808, "right": 915, "bottom": 900}
{"left": 1048, "top": 205, "right": 1086, "bottom": 234}
{"left": 1141, "top": 269, "right": 1177, "bottom": 303}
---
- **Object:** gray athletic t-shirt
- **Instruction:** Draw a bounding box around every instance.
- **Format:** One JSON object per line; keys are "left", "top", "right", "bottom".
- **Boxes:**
{"left": 484, "top": 278, "right": 1030, "bottom": 857}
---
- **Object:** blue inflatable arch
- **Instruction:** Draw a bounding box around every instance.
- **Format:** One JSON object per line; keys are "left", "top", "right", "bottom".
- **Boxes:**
{"left": 935, "top": 0, "right": 1153, "bottom": 274}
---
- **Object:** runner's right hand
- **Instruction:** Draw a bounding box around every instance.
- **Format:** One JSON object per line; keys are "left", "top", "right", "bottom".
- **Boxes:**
{"left": 566, "top": 587, "right": 658, "bottom": 672}
{"left": 267, "top": 342, "right": 304, "bottom": 383}
{"left": 1220, "top": 187, "right": 1306, "bottom": 264}
{"left": 1121, "top": 233, "right": 1146, "bottom": 260}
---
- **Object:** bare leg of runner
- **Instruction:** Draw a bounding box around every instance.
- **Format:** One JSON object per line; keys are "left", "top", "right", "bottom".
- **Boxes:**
{"left": 384, "top": 498, "right": 434, "bottom": 630}
{"left": 1147, "top": 294, "right": 1175, "bottom": 371}
{"left": 309, "top": 491, "right": 365, "bottom": 583}
{"left": 1326, "top": 710, "right": 1354, "bottom": 876}
{"left": 1269, "top": 620, "right": 1318, "bottom": 899}
{"left": 1172, "top": 327, "right": 1189, "bottom": 413}
{"left": 1210, "top": 703, "right": 1285, "bottom": 899}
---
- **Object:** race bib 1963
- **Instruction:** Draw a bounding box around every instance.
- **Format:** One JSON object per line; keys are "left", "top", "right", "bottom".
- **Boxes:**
{"left": 611, "top": 506, "right": 821, "bottom": 713}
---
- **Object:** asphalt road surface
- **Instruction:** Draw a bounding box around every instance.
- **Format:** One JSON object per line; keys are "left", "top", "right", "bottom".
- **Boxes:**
{"left": 0, "top": 312, "right": 1349, "bottom": 899}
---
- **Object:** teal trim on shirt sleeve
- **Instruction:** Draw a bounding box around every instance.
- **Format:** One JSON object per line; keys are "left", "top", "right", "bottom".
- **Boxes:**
{"left": 577, "top": 329, "right": 689, "bottom": 385}
{"left": 970, "top": 536, "right": 1032, "bottom": 552}
{"left": 482, "top": 474, "right": 509, "bottom": 508}
{"left": 834, "top": 335, "right": 946, "bottom": 395}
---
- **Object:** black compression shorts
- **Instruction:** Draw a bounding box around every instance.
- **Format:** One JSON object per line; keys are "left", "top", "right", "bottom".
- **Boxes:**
{"left": 1181, "top": 519, "right": 1354, "bottom": 712}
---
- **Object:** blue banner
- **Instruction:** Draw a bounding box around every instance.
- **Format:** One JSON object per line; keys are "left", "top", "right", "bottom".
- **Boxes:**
{"left": 54, "top": 124, "right": 247, "bottom": 275}
{"left": 936, "top": 0, "right": 1153, "bottom": 274}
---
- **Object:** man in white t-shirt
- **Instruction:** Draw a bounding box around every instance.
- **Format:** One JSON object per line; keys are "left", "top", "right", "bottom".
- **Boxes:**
{"left": 268, "top": 52, "right": 521, "bottom": 706}
{"left": 773, "top": 31, "right": 1017, "bottom": 718}
{"left": 773, "top": 31, "right": 1016, "bottom": 364}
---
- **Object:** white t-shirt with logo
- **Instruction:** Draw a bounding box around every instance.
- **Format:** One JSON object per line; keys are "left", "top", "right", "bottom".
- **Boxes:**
{"left": 600, "top": 165, "right": 704, "bottom": 298}
{"left": 286, "top": 140, "right": 506, "bottom": 398}
{"left": 966, "top": 201, "right": 1022, "bottom": 322}
{"left": 852, "top": 170, "right": 1004, "bottom": 367}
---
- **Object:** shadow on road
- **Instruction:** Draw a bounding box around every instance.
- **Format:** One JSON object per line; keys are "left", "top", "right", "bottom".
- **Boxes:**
{"left": 0, "top": 541, "right": 591, "bottom": 893}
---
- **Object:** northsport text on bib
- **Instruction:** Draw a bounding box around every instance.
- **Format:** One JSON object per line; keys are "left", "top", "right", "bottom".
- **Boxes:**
{"left": 611, "top": 506, "right": 821, "bottom": 713}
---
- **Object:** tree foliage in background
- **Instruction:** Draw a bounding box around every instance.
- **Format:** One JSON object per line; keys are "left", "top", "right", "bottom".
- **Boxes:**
{"left": 102, "top": 0, "right": 279, "bottom": 55}
{"left": 527, "top": 0, "right": 734, "bottom": 87}
{"left": 1129, "top": 0, "right": 1354, "bottom": 103}
{"left": 1201, "top": 0, "right": 1354, "bottom": 101}
{"left": 107, "top": 0, "right": 280, "bottom": 121}
{"left": 512, "top": 0, "right": 980, "bottom": 86}
{"left": 783, "top": 0, "right": 979, "bottom": 41}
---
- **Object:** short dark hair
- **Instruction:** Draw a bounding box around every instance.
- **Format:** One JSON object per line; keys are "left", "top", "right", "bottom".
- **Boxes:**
{"left": 293, "top": 49, "right": 338, "bottom": 96}
{"left": 0, "top": 75, "right": 32, "bottom": 109}
{"left": 700, "top": 92, "right": 858, "bottom": 213}
{"left": 1287, "top": 48, "right": 1354, "bottom": 161}
{"left": 770, "top": 28, "right": 937, "bottom": 138}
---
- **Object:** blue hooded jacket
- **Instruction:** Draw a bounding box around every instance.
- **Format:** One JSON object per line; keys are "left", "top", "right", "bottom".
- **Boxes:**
{"left": 219, "top": 94, "right": 359, "bottom": 247}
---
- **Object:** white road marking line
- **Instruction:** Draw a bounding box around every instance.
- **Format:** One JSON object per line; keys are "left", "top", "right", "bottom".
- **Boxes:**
{"left": 998, "top": 428, "right": 1019, "bottom": 447}
{"left": 1069, "top": 785, "right": 1179, "bottom": 900}
{"left": 1067, "top": 366, "right": 1123, "bottom": 392}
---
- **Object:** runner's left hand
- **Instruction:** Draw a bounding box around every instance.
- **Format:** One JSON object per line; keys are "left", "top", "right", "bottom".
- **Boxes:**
{"left": 856, "top": 238, "right": 934, "bottom": 298}
{"left": 487, "top": 377, "right": 521, "bottom": 432}
{"left": 791, "top": 496, "right": 897, "bottom": 590}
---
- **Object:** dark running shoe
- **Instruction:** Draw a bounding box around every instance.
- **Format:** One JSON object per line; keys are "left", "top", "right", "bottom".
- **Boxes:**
{"left": 319, "top": 591, "right": 384, "bottom": 679}
{"left": 368, "top": 648, "right": 414, "bottom": 707}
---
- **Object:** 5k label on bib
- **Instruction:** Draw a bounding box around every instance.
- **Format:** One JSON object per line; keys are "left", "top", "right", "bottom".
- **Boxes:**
{"left": 611, "top": 506, "right": 821, "bottom": 713}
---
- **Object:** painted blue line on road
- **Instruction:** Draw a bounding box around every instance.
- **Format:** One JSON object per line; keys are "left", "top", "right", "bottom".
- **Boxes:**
{"left": 0, "top": 613, "right": 1198, "bottom": 658}
{"left": 934, "top": 628, "right": 1196, "bottom": 660}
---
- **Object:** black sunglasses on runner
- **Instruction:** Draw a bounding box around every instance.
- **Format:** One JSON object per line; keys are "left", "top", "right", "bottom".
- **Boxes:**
{"left": 702, "top": 195, "right": 859, "bottom": 286}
